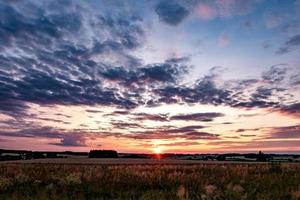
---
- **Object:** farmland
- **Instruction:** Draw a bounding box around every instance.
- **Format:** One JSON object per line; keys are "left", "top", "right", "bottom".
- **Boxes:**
{"left": 1, "top": 159, "right": 300, "bottom": 200}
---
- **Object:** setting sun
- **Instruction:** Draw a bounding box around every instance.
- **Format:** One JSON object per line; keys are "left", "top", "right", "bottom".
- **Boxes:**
{"left": 153, "top": 146, "right": 163, "bottom": 154}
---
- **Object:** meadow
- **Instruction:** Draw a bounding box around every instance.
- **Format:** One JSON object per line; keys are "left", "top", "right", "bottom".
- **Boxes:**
{"left": 0, "top": 159, "right": 300, "bottom": 200}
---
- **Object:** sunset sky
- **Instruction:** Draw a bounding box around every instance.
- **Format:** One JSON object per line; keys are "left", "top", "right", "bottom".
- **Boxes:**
{"left": 0, "top": 0, "right": 299, "bottom": 153}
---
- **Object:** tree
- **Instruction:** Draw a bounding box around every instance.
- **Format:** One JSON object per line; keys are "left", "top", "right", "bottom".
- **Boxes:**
{"left": 89, "top": 150, "right": 118, "bottom": 158}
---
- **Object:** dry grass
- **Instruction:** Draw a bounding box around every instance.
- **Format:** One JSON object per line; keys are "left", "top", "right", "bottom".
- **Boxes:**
{"left": 0, "top": 160, "right": 299, "bottom": 200}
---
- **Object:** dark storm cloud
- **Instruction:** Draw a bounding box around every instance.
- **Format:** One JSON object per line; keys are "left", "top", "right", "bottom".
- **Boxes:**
{"left": 170, "top": 112, "right": 224, "bottom": 121}
{"left": 155, "top": 1, "right": 189, "bottom": 26}
{"left": 276, "top": 34, "right": 300, "bottom": 54}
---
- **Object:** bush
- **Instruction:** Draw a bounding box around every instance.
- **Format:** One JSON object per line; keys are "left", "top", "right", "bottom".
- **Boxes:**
{"left": 88, "top": 150, "right": 118, "bottom": 158}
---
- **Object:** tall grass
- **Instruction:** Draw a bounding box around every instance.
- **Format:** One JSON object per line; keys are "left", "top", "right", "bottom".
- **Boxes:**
{"left": 0, "top": 163, "right": 299, "bottom": 200}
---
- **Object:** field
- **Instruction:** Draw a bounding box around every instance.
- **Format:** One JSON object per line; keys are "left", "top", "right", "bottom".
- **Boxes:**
{"left": 0, "top": 159, "right": 300, "bottom": 200}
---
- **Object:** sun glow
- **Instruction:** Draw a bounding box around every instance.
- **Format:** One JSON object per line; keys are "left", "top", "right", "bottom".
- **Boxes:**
{"left": 153, "top": 146, "right": 162, "bottom": 154}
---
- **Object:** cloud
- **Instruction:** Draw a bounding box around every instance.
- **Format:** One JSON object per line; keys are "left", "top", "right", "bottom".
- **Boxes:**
{"left": 264, "top": 13, "right": 285, "bottom": 29}
{"left": 0, "top": 99, "right": 29, "bottom": 117}
{"left": 111, "top": 121, "right": 144, "bottom": 129}
{"left": 0, "top": 122, "right": 217, "bottom": 142}
{"left": 208, "top": 140, "right": 300, "bottom": 151}
{"left": 0, "top": 0, "right": 148, "bottom": 114}
{"left": 129, "top": 126, "right": 219, "bottom": 140}
{"left": 196, "top": 2, "right": 216, "bottom": 20}
{"left": 261, "top": 41, "right": 271, "bottom": 49}
{"left": 155, "top": 1, "right": 189, "bottom": 26}
{"left": 218, "top": 33, "right": 230, "bottom": 47}
{"left": 0, "top": 0, "right": 300, "bottom": 147}
{"left": 133, "top": 113, "right": 169, "bottom": 122}
{"left": 281, "top": 103, "right": 300, "bottom": 117}
{"left": 261, "top": 64, "right": 287, "bottom": 83}
{"left": 276, "top": 34, "right": 300, "bottom": 54}
{"left": 266, "top": 125, "right": 300, "bottom": 139}
{"left": 236, "top": 128, "right": 260, "bottom": 133}
{"left": 162, "top": 141, "right": 202, "bottom": 147}
{"left": 50, "top": 134, "right": 87, "bottom": 147}
{"left": 170, "top": 112, "right": 224, "bottom": 121}
{"left": 0, "top": 126, "right": 89, "bottom": 147}
{"left": 100, "top": 59, "right": 188, "bottom": 85}
{"left": 85, "top": 109, "right": 102, "bottom": 114}
{"left": 194, "top": 0, "right": 259, "bottom": 20}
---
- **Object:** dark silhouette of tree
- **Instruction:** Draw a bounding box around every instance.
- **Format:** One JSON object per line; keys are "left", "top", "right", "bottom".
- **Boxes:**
{"left": 257, "top": 151, "right": 268, "bottom": 162}
{"left": 89, "top": 150, "right": 118, "bottom": 158}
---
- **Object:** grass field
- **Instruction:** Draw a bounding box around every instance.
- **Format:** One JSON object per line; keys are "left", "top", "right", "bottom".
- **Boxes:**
{"left": 0, "top": 158, "right": 300, "bottom": 200}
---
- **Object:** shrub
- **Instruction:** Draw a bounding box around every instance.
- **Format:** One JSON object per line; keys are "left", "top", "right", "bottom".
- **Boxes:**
{"left": 88, "top": 150, "right": 118, "bottom": 158}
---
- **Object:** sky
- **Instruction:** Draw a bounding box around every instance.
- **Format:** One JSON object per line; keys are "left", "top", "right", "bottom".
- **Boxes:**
{"left": 0, "top": 0, "right": 299, "bottom": 154}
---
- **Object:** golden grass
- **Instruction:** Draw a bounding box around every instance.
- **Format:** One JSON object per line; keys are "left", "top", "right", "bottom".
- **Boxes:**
{"left": 0, "top": 160, "right": 299, "bottom": 200}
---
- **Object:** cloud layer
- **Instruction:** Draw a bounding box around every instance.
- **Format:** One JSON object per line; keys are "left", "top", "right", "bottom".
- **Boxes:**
{"left": 0, "top": 0, "right": 299, "bottom": 151}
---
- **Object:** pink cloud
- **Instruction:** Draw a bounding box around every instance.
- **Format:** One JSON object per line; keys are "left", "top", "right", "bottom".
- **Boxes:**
{"left": 194, "top": 0, "right": 258, "bottom": 21}
{"left": 218, "top": 33, "right": 230, "bottom": 47}
{"left": 264, "top": 14, "right": 284, "bottom": 28}
{"left": 196, "top": 3, "right": 216, "bottom": 20}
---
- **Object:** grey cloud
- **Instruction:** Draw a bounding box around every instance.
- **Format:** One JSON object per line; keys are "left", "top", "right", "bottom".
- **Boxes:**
{"left": 0, "top": 0, "right": 146, "bottom": 115}
{"left": 0, "top": 126, "right": 88, "bottom": 147}
{"left": 266, "top": 125, "right": 300, "bottom": 139}
{"left": 133, "top": 113, "right": 169, "bottom": 122}
{"left": 111, "top": 121, "right": 144, "bottom": 129}
{"left": 50, "top": 134, "right": 87, "bottom": 147}
{"left": 276, "top": 34, "right": 300, "bottom": 54}
{"left": 170, "top": 112, "right": 224, "bottom": 121}
{"left": 281, "top": 103, "right": 300, "bottom": 117}
{"left": 208, "top": 140, "right": 300, "bottom": 150}
{"left": 262, "top": 64, "right": 287, "bottom": 84}
{"left": 162, "top": 141, "right": 201, "bottom": 147}
{"left": 155, "top": 1, "right": 189, "bottom": 26}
